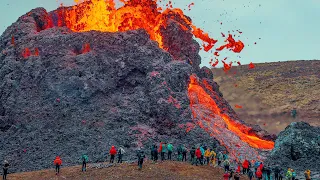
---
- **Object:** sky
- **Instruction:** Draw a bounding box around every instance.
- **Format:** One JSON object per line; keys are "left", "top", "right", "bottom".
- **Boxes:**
{"left": 0, "top": 0, "right": 319, "bottom": 67}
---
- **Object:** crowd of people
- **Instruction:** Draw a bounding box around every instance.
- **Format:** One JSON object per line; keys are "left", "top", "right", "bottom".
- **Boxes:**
{"left": 2, "top": 142, "right": 314, "bottom": 180}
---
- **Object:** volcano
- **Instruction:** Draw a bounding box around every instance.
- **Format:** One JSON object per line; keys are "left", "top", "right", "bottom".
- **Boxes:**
{"left": 0, "top": 0, "right": 275, "bottom": 172}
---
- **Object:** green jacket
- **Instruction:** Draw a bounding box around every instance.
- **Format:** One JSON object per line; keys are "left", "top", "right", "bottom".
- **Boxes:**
{"left": 286, "top": 170, "right": 292, "bottom": 178}
{"left": 167, "top": 144, "right": 173, "bottom": 152}
{"left": 82, "top": 155, "right": 88, "bottom": 163}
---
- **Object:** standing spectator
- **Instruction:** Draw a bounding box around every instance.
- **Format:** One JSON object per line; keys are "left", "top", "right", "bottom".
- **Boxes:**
{"left": 109, "top": 146, "right": 117, "bottom": 163}
{"left": 2, "top": 160, "right": 9, "bottom": 180}
{"left": 204, "top": 148, "right": 211, "bottom": 165}
{"left": 167, "top": 143, "right": 173, "bottom": 160}
{"left": 182, "top": 145, "right": 187, "bottom": 162}
{"left": 137, "top": 148, "right": 146, "bottom": 170}
{"left": 217, "top": 151, "right": 223, "bottom": 166}
{"left": 195, "top": 147, "right": 202, "bottom": 166}
{"left": 53, "top": 156, "right": 62, "bottom": 175}
{"left": 223, "top": 159, "right": 230, "bottom": 172}
{"left": 248, "top": 168, "right": 254, "bottom": 180}
{"left": 190, "top": 147, "right": 196, "bottom": 165}
{"left": 81, "top": 154, "right": 88, "bottom": 172}
{"left": 118, "top": 146, "right": 125, "bottom": 163}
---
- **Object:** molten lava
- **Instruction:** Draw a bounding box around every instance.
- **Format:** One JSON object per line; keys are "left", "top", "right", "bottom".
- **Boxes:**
{"left": 188, "top": 75, "right": 274, "bottom": 150}
{"left": 54, "top": 0, "right": 220, "bottom": 52}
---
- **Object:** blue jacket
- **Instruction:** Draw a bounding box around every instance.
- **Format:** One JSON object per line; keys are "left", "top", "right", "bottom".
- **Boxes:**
{"left": 200, "top": 147, "right": 205, "bottom": 155}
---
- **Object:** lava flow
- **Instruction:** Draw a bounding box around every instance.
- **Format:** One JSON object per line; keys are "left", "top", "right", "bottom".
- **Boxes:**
{"left": 188, "top": 75, "right": 274, "bottom": 161}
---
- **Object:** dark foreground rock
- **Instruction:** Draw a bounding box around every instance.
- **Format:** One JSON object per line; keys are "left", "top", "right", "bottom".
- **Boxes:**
{"left": 266, "top": 122, "right": 320, "bottom": 178}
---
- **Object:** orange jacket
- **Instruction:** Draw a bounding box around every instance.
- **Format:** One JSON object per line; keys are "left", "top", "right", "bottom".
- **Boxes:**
{"left": 54, "top": 157, "right": 62, "bottom": 166}
{"left": 110, "top": 146, "right": 117, "bottom": 155}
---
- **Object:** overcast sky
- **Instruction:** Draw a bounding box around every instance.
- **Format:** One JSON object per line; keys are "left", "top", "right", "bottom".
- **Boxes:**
{"left": 1, "top": 0, "right": 319, "bottom": 67}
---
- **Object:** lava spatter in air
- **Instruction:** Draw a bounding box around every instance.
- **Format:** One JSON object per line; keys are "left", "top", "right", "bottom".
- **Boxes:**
{"left": 249, "top": 62, "right": 255, "bottom": 69}
{"left": 216, "top": 34, "right": 244, "bottom": 53}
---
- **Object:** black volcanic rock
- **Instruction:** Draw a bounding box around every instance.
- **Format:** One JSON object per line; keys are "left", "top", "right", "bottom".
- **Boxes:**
{"left": 0, "top": 7, "right": 272, "bottom": 173}
{"left": 266, "top": 122, "right": 320, "bottom": 178}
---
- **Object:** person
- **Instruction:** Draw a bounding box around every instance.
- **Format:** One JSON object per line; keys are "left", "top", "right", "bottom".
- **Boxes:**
{"left": 291, "top": 169, "right": 296, "bottom": 180}
{"left": 248, "top": 168, "right": 254, "bottom": 180}
{"left": 304, "top": 169, "right": 311, "bottom": 180}
{"left": 223, "top": 151, "right": 228, "bottom": 160}
{"left": 242, "top": 159, "right": 249, "bottom": 174}
{"left": 200, "top": 146, "right": 205, "bottom": 165}
{"left": 256, "top": 167, "right": 263, "bottom": 180}
{"left": 182, "top": 145, "right": 187, "bottom": 162}
{"left": 209, "top": 149, "right": 216, "bottom": 166}
{"left": 266, "top": 166, "right": 272, "bottom": 180}
{"left": 137, "top": 148, "right": 145, "bottom": 170}
{"left": 286, "top": 168, "right": 292, "bottom": 180}
{"left": 223, "top": 171, "right": 230, "bottom": 180}
{"left": 190, "top": 147, "right": 196, "bottom": 165}
{"left": 229, "top": 169, "right": 234, "bottom": 180}
{"left": 167, "top": 143, "right": 173, "bottom": 160}
{"left": 161, "top": 142, "right": 167, "bottom": 161}
{"left": 153, "top": 145, "right": 158, "bottom": 163}
{"left": 291, "top": 108, "right": 297, "bottom": 118}
{"left": 223, "top": 159, "right": 230, "bottom": 172}
{"left": 279, "top": 168, "right": 284, "bottom": 180}
{"left": 118, "top": 146, "right": 125, "bottom": 163}
{"left": 177, "top": 145, "right": 183, "bottom": 161}
{"left": 54, "top": 156, "right": 62, "bottom": 175}
{"left": 236, "top": 164, "right": 241, "bottom": 173}
{"left": 217, "top": 151, "right": 223, "bottom": 166}
{"left": 195, "top": 147, "right": 202, "bottom": 166}
{"left": 81, "top": 154, "right": 88, "bottom": 172}
{"left": 2, "top": 160, "right": 9, "bottom": 180}
{"left": 234, "top": 171, "right": 240, "bottom": 180}
{"left": 109, "top": 146, "right": 117, "bottom": 163}
{"left": 254, "top": 161, "right": 261, "bottom": 173}
{"left": 151, "top": 145, "right": 155, "bottom": 161}
{"left": 204, "top": 148, "right": 211, "bottom": 165}
{"left": 274, "top": 166, "right": 280, "bottom": 180}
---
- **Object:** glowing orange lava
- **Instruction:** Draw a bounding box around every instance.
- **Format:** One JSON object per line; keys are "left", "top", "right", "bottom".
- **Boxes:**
{"left": 188, "top": 75, "right": 274, "bottom": 150}
{"left": 55, "top": 0, "right": 218, "bottom": 51}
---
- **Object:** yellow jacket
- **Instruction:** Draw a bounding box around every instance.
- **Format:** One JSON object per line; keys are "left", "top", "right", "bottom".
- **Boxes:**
{"left": 210, "top": 151, "right": 216, "bottom": 158}
{"left": 204, "top": 149, "right": 211, "bottom": 157}
{"left": 304, "top": 170, "right": 311, "bottom": 179}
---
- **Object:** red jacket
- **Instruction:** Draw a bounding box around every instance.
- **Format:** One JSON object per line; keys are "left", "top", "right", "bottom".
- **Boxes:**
{"left": 256, "top": 169, "right": 262, "bottom": 178}
{"left": 54, "top": 156, "right": 62, "bottom": 166}
{"left": 195, "top": 148, "right": 201, "bottom": 158}
{"left": 259, "top": 163, "right": 264, "bottom": 171}
{"left": 158, "top": 142, "right": 163, "bottom": 153}
{"left": 243, "top": 160, "right": 249, "bottom": 169}
{"left": 110, "top": 146, "right": 117, "bottom": 155}
{"left": 236, "top": 165, "right": 241, "bottom": 173}
{"left": 223, "top": 173, "right": 230, "bottom": 180}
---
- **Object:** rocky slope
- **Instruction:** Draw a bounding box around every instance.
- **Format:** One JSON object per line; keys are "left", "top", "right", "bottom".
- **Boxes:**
{"left": 266, "top": 122, "right": 320, "bottom": 179}
{"left": 211, "top": 61, "right": 320, "bottom": 134}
